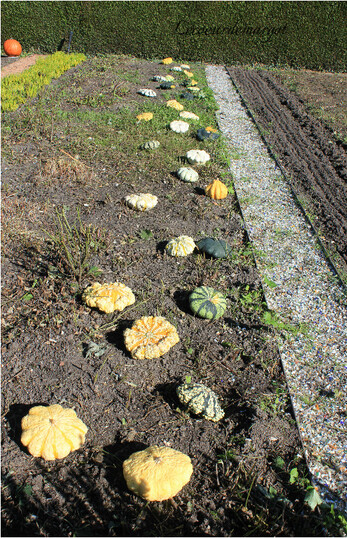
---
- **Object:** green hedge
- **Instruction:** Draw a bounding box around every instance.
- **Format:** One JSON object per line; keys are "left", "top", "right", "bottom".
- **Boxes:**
{"left": 2, "top": 1, "right": 346, "bottom": 71}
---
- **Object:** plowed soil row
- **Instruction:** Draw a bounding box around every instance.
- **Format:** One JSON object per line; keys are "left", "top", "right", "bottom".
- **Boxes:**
{"left": 226, "top": 67, "right": 347, "bottom": 282}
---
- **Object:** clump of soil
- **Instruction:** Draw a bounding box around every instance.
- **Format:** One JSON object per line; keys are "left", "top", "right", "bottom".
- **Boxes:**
{"left": 1, "top": 55, "right": 338, "bottom": 537}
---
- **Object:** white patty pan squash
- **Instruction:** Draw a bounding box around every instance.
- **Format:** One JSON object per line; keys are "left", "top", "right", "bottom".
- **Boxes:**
{"left": 169, "top": 120, "right": 189, "bottom": 134}
{"left": 124, "top": 193, "right": 158, "bottom": 211}
{"left": 165, "top": 235, "right": 196, "bottom": 257}
{"left": 137, "top": 88, "right": 157, "bottom": 98}
{"left": 82, "top": 282, "right": 135, "bottom": 313}
{"left": 177, "top": 167, "right": 199, "bottom": 183}
{"left": 186, "top": 149, "right": 210, "bottom": 166}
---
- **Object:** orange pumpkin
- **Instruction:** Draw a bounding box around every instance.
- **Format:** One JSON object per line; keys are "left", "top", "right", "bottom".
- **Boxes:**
{"left": 3, "top": 39, "right": 22, "bottom": 57}
{"left": 205, "top": 179, "right": 228, "bottom": 200}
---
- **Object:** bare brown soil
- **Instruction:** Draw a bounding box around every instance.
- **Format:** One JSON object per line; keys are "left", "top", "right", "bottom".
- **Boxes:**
{"left": 226, "top": 66, "right": 347, "bottom": 282}
{"left": 1, "top": 56, "right": 345, "bottom": 537}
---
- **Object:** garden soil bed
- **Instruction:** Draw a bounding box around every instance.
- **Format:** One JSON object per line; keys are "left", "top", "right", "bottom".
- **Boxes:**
{"left": 1, "top": 56, "right": 345, "bottom": 537}
{"left": 226, "top": 66, "right": 347, "bottom": 282}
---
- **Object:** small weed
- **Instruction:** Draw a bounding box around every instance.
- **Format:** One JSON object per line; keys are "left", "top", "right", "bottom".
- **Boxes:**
{"left": 139, "top": 229, "right": 153, "bottom": 240}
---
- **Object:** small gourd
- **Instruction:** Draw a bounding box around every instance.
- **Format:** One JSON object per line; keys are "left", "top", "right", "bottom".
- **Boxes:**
{"left": 179, "top": 111, "right": 199, "bottom": 121}
{"left": 189, "top": 286, "right": 227, "bottom": 320}
{"left": 205, "top": 179, "right": 228, "bottom": 200}
{"left": 160, "top": 82, "right": 176, "bottom": 90}
{"left": 124, "top": 193, "right": 158, "bottom": 211}
{"left": 141, "top": 140, "right": 160, "bottom": 150}
{"left": 180, "top": 64, "right": 190, "bottom": 70}
{"left": 186, "top": 149, "right": 210, "bottom": 166}
{"left": 196, "top": 127, "right": 219, "bottom": 141}
{"left": 184, "top": 70, "right": 194, "bottom": 78}
{"left": 176, "top": 383, "right": 225, "bottom": 422}
{"left": 187, "top": 86, "right": 200, "bottom": 92}
{"left": 152, "top": 75, "right": 167, "bottom": 82}
{"left": 82, "top": 282, "right": 135, "bottom": 313}
{"left": 124, "top": 316, "right": 179, "bottom": 359}
{"left": 166, "top": 99, "right": 184, "bottom": 111}
{"left": 136, "top": 112, "right": 153, "bottom": 121}
{"left": 21, "top": 404, "right": 88, "bottom": 461}
{"left": 180, "top": 92, "right": 195, "bottom": 101}
{"left": 169, "top": 120, "right": 189, "bottom": 134}
{"left": 196, "top": 237, "right": 232, "bottom": 259}
{"left": 177, "top": 167, "right": 199, "bottom": 183}
{"left": 170, "top": 66, "right": 182, "bottom": 72}
{"left": 137, "top": 88, "right": 157, "bottom": 98}
{"left": 165, "top": 235, "right": 196, "bottom": 257}
{"left": 162, "top": 57, "right": 173, "bottom": 65}
{"left": 123, "top": 446, "right": 193, "bottom": 501}
{"left": 165, "top": 75, "right": 175, "bottom": 82}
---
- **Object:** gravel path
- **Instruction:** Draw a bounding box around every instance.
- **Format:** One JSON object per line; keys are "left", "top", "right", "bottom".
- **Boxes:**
{"left": 206, "top": 65, "right": 347, "bottom": 512}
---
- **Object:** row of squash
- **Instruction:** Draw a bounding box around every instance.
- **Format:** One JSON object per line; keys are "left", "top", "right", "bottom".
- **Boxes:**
{"left": 19, "top": 57, "right": 235, "bottom": 503}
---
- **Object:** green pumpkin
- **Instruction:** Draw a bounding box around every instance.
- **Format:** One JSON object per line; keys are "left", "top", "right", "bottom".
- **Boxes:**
{"left": 189, "top": 286, "right": 227, "bottom": 320}
{"left": 176, "top": 383, "right": 224, "bottom": 422}
{"left": 196, "top": 237, "right": 232, "bottom": 259}
{"left": 160, "top": 82, "right": 175, "bottom": 90}
{"left": 196, "top": 128, "right": 220, "bottom": 141}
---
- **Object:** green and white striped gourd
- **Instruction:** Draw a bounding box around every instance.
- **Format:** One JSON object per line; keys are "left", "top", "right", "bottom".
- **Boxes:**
{"left": 165, "top": 236, "right": 196, "bottom": 257}
{"left": 189, "top": 286, "right": 227, "bottom": 319}
{"left": 138, "top": 88, "right": 157, "bottom": 97}
{"left": 141, "top": 140, "right": 160, "bottom": 150}
{"left": 177, "top": 167, "right": 199, "bottom": 183}
{"left": 176, "top": 383, "right": 225, "bottom": 422}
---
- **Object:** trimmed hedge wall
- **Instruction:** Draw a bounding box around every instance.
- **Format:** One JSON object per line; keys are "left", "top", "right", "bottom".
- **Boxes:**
{"left": 2, "top": 1, "right": 346, "bottom": 71}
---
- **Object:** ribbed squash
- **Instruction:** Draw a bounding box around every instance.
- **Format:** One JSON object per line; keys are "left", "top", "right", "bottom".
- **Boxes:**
{"left": 123, "top": 446, "right": 193, "bottom": 501}
{"left": 162, "top": 57, "right": 173, "bottom": 65}
{"left": 179, "top": 111, "right": 199, "bottom": 121}
{"left": 177, "top": 167, "right": 199, "bottom": 183}
{"left": 165, "top": 235, "right": 196, "bottom": 257}
{"left": 82, "top": 282, "right": 135, "bottom": 313}
{"left": 136, "top": 112, "right": 153, "bottom": 121}
{"left": 186, "top": 149, "right": 210, "bottom": 166}
{"left": 21, "top": 404, "right": 88, "bottom": 460}
{"left": 205, "top": 179, "right": 228, "bottom": 200}
{"left": 169, "top": 120, "right": 189, "bottom": 133}
{"left": 176, "top": 383, "right": 225, "bottom": 422}
{"left": 189, "top": 286, "right": 227, "bottom": 320}
{"left": 124, "top": 193, "right": 158, "bottom": 211}
{"left": 124, "top": 316, "right": 179, "bottom": 359}
{"left": 166, "top": 99, "right": 184, "bottom": 111}
{"left": 196, "top": 237, "right": 232, "bottom": 259}
{"left": 141, "top": 140, "right": 160, "bottom": 150}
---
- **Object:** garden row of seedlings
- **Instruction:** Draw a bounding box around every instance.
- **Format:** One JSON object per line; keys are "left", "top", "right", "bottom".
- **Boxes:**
{"left": 20, "top": 58, "right": 235, "bottom": 503}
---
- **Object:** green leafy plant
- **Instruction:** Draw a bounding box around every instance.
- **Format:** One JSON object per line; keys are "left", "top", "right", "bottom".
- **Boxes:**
{"left": 1, "top": 51, "right": 86, "bottom": 112}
